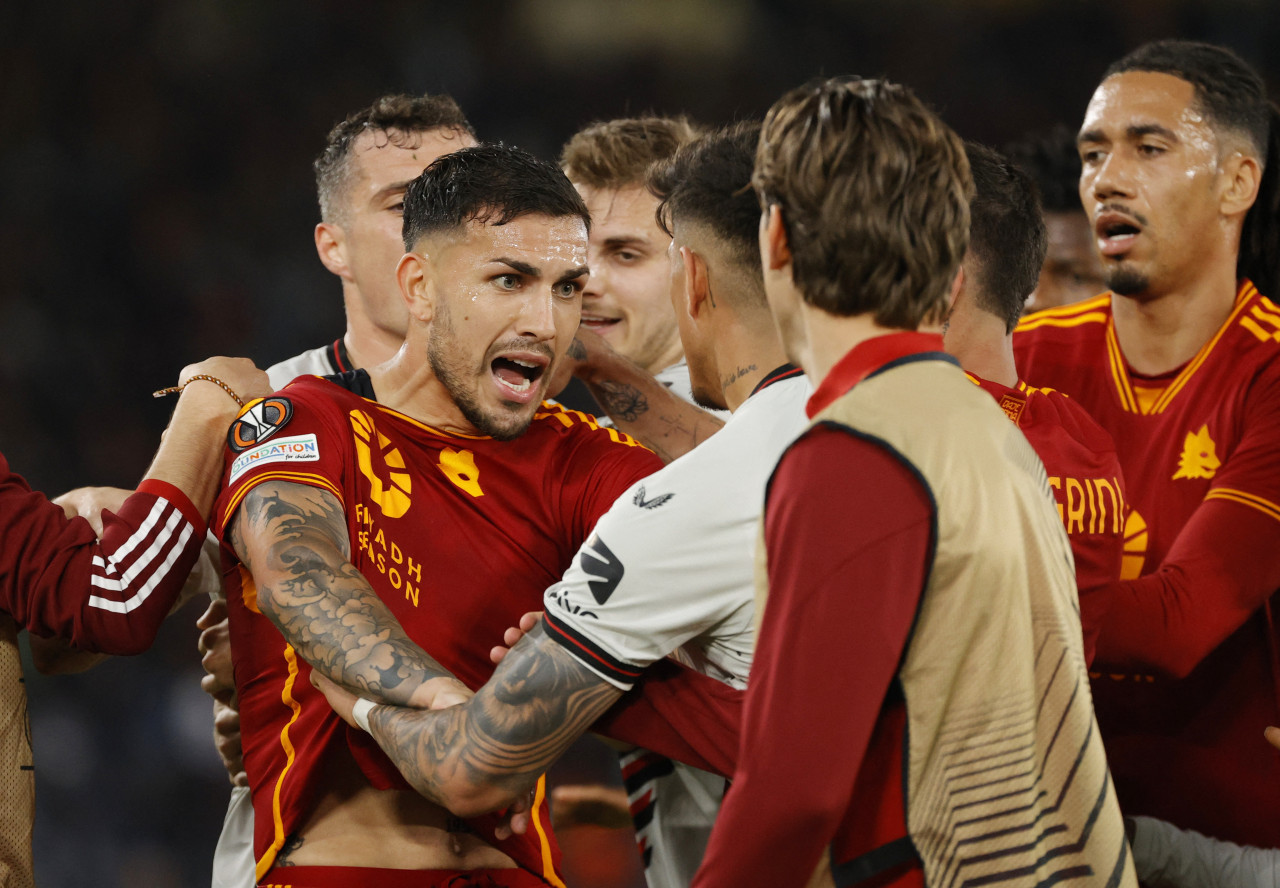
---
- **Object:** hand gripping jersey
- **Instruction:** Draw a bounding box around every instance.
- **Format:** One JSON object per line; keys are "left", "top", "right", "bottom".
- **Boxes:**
{"left": 968, "top": 374, "right": 1126, "bottom": 660}
{"left": 213, "top": 372, "right": 662, "bottom": 883}
{"left": 542, "top": 369, "right": 809, "bottom": 888}
{"left": 1014, "top": 281, "right": 1280, "bottom": 846}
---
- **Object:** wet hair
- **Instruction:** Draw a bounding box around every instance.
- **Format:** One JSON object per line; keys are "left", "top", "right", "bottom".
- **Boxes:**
{"left": 648, "top": 121, "right": 763, "bottom": 280}
{"left": 560, "top": 116, "right": 701, "bottom": 189}
{"left": 753, "top": 76, "right": 971, "bottom": 328}
{"left": 1105, "top": 40, "right": 1280, "bottom": 296}
{"left": 402, "top": 144, "right": 589, "bottom": 249}
{"left": 1004, "top": 124, "right": 1084, "bottom": 214}
{"left": 965, "top": 142, "right": 1048, "bottom": 333}
{"left": 314, "top": 93, "right": 475, "bottom": 224}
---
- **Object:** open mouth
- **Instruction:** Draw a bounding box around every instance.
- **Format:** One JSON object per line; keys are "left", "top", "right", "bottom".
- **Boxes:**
{"left": 1096, "top": 215, "right": 1142, "bottom": 257}
{"left": 491, "top": 355, "right": 547, "bottom": 401}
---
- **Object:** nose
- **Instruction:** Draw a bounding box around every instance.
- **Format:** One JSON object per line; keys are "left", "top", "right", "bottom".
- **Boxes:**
{"left": 1088, "top": 150, "right": 1136, "bottom": 203}
{"left": 516, "top": 289, "right": 558, "bottom": 342}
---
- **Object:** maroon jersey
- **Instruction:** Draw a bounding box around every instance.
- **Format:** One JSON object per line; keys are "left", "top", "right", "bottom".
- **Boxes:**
{"left": 0, "top": 461, "right": 205, "bottom": 653}
{"left": 969, "top": 374, "right": 1125, "bottom": 660}
{"left": 1015, "top": 280, "right": 1280, "bottom": 845}
{"left": 214, "top": 373, "right": 662, "bottom": 883}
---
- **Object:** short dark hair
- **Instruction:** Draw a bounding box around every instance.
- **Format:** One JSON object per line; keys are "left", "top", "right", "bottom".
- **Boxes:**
{"left": 402, "top": 144, "right": 590, "bottom": 250}
{"left": 753, "top": 76, "right": 971, "bottom": 328}
{"left": 561, "top": 116, "right": 701, "bottom": 189}
{"left": 314, "top": 93, "right": 475, "bottom": 223}
{"left": 649, "top": 121, "right": 763, "bottom": 277}
{"left": 1104, "top": 40, "right": 1280, "bottom": 296}
{"left": 965, "top": 142, "right": 1048, "bottom": 334}
{"left": 1004, "top": 125, "right": 1083, "bottom": 214}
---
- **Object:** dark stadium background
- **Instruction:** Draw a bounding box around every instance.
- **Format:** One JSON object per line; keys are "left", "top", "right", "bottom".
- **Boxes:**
{"left": 2, "top": 2, "right": 1277, "bottom": 885}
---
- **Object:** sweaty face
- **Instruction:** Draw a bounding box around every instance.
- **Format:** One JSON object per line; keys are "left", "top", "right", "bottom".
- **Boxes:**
{"left": 1077, "top": 71, "right": 1229, "bottom": 299}
{"left": 424, "top": 214, "right": 588, "bottom": 440}
{"left": 338, "top": 127, "right": 479, "bottom": 336}
{"left": 577, "top": 184, "right": 684, "bottom": 374}
{"left": 1025, "top": 211, "right": 1107, "bottom": 313}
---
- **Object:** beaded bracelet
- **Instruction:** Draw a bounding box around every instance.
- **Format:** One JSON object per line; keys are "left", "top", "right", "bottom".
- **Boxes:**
{"left": 152, "top": 374, "right": 245, "bottom": 407}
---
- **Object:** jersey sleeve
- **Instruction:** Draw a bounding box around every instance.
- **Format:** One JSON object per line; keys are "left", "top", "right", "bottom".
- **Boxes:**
{"left": 592, "top": 658, "right": 742, "bottom": 778}
{"left": 1092, "top": 364, "right": 1280, "bottom": 678}
{"left": 0, "top": 460, "right": 205, "bottom": 655}
{"left": 212, "top": 386, "right": 348, "bottom": 541}
{"left": 544, "top": 404, "right": 663, "bottom": 547}
{"left": 542, "top": 449, "right": 745, "bottom": 690}
{"left": 693, "top": 425, "right": 933, "bottom": 888}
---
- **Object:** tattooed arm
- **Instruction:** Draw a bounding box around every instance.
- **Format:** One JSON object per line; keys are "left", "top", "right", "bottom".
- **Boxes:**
{"left": 561, "top": 329, "right": 723, "bottom": 463}
{"left": 316, "top": 622, "right": 623, "bottom": 817}
{"left": 229, "top": 479, "right": 469, "bottom": 708}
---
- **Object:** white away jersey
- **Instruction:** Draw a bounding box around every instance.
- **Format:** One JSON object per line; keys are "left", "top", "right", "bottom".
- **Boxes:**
{"left": 543, "top": 370, "right": 810, "bottom": 690}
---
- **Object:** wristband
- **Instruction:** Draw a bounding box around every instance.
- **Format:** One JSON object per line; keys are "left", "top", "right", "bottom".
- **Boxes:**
{"left": 352, "top": 698, "right": 377, "bottom": 733}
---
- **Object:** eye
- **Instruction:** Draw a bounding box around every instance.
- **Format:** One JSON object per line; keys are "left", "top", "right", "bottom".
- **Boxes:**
{"left": 555, "top": 280, "right": 582, "bottom": 300}
{"left": 495, "top": 274, "right": 521, "bottom": 290}
{"left": 1080, "top": 148, "right": 1104, "bottom": 165}
{"left": 614, "top": 249, "right": 640, "bottom": 263}
{"left": 1137, "top": 143, "right": 1166, "bottom": 157}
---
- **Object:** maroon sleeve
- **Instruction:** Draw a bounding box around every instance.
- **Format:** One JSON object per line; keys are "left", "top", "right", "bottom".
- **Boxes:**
{"left": 0, "top": 457, "right": 206, "bottom": 655}
{"left": 592, "top": 657, "right": 742, "bottom": 778}
{"left": 1091, "top": 368, "right": 1280, "bottom": 678}
{"left": 1092, "top": 498, "right": 1280, "bottom": 678}
{"left": 693, "top": 425, "right": 933, "bottom": 888}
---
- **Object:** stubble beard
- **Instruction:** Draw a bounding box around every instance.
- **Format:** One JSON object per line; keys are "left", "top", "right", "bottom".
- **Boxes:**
{"left": 1105, "top": 264, "right": 1151, "bottom": 298}
{"left": 427, "top": 304, "right": 537, "bottom": 442}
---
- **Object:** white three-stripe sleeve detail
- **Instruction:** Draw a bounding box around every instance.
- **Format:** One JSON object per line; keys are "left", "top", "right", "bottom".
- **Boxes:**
{"left": 88, "top": 520, "right": 194, "bottom": 614}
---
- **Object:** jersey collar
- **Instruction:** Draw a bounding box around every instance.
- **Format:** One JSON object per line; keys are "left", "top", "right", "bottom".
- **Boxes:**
{"left": 750, "top": 363, "right": 804, "bottom": 397}
{"left": 807, "top": 332, "right": 953, "bottom": 417}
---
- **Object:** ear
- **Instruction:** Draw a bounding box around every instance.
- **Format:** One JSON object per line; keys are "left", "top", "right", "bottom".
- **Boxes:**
{"left": 1220, "top": 151, "right": 1262, "bottom": 218}
{"left": 396, "top": 251, "right": 434, "bottom": 324}
{"left": 760, "top": 204, "right": 793, "bottom": 272}
{"left": 315, "top": 223, "right": 352, "bottom": 280}
{"left": 681, "top": 247, "right": 713, "bottom": 320}
{"left": 948, "top": 264, "right": 966, "bottom": 312}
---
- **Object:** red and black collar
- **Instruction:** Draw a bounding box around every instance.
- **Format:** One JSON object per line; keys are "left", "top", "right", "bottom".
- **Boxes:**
{"left": 750, "top": 363, "right": 804, "bottom": 397}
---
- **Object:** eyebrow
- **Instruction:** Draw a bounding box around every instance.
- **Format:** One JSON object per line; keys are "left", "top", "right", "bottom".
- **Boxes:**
{"left": 1078, "top": 123, "right": 1180, "bottom": 145}
{"left": 603, "top": 235, "right": 649, "bottom": 250}
{"left": 370, "top": 181, "right": 414, "bottom": 202}
{"left": 555, "top": 266, "right": 590, "bottom": 286}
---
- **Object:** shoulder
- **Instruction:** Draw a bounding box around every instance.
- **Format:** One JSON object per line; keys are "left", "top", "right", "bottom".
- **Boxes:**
{"left": 531, "top": 402, "right": 656, "bottom": 457}
{"left": 1014, "top": 294, "right": 1112, "bottom": 350}
{"left": 266, "top": 344, "right": 338, "bottom": 389}
{"left": 1021, "top": 386, "right": 1118, "bottom": 460}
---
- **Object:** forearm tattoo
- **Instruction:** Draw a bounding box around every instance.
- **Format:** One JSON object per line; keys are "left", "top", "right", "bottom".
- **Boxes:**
{"left": 369, "top": 624, "right": 623, "bottom": 805}
{"left": 230, "top": 480, "right": 454, "bottom": 704}
{"left": 590, "top": 379, "right": 649, "bottom": 423}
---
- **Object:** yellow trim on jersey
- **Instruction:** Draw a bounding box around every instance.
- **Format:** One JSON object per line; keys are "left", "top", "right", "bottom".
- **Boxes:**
{"left": 963, "top": 372, "right": 983, "bottom": 387}
{"left": 219, "top": 471, "right": 344, "bottom": 531}
{"left": 1205, "top": 487, "right": 1280, "bottom": 524}
{"left": 1016, "top": 380, "right": 1061, "bottom": 397}
{"left": 1104, "top": 322, "right": 1141, "bottom": 413}
{"left": 256, "top": 644, "right": 305, "bottom": 881}
{"left": 535, "top": 402, "right": 647, "bottom": 448}
{"left": 1150, "top": 281, "right": 1257, "bottom": 414}
{"left": 1016, "top": 293, "right": 1112, "bottom": 329}
{"left": 530, "top": 775, "right": 567, "bottom": 888}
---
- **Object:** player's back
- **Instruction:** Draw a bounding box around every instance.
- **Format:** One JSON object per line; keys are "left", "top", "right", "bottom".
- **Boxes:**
{"left": 969, "top": 373, "right": 1126, "bottom": 658}
{"left": 217, "top": 372, "right": 662, "bottom": 882}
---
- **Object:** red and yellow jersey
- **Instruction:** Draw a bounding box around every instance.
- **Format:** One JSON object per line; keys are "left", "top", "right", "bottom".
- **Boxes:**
{"left": 1014, "top": 280, "right": 1280, "bottom": 845}
{"left": 213, "top": 373, "right": 662, "bottom": 882}
{"left": 968, "top": 374, "right": 1125, "bottom": 658}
